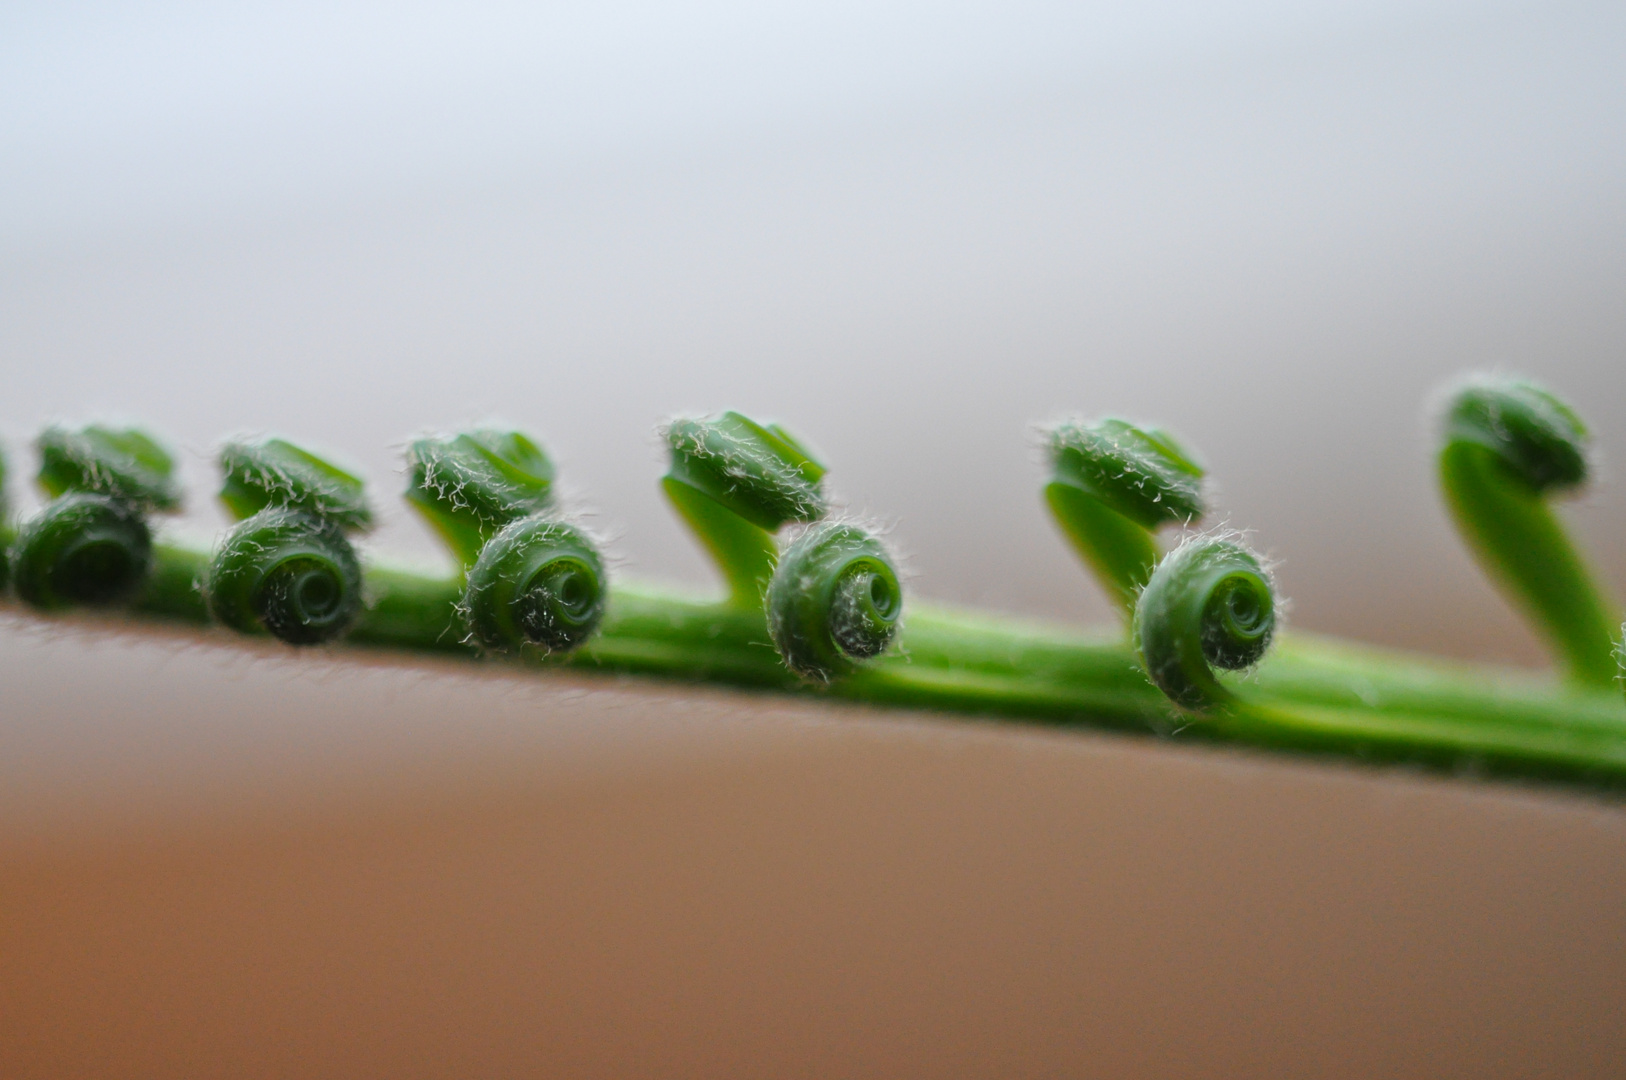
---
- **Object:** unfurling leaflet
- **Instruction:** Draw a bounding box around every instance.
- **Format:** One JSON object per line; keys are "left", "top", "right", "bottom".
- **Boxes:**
{"left": 219, "top": 436, "right": 373, "bottom": 530}
{"left": 205, "top": 508, "right": 363, "bottom": 645}
{"left": 766, "top": 521, "right": 902, "bottom": 682}
{"left": 665, "top": 413, "right": 826, "bottom": 531}
{"left": 13, "top": 423, "right": 179, "bottom": 611}
{"left": 1045, "top": 418, "right": 1205, "bottom": 618}
{"left": 405, "top": 429, "right": 555, "bottom": 568}
{"left": 37, "top": 424, "right": 182, "bottom": 511}
{"left": 663, "top": 412, "right": 827, "bottom": 606}
{"left": 1134, "top": 534, "right": 1276, "bottom": 711}
{"left": 1438, "top": 376, "right": 1619, "bottom": 689}
{"left": 461, "top": 515, "right": 606, "bottom": 654}
{"left": 12, "top": 493, "right": 153, "bottom": 610}
{"left": 1444, "top": 378, "right": 1588, "bottom": 490}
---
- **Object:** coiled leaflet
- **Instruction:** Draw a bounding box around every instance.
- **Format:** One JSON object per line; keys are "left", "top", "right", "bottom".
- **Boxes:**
{"left": 664, "top": 413, "right": 826, "bottom": 532}
{"left": 461, "top": 514, "right": 607, "bottom": 654}
{"left": 219, "top": 436, "right": 372, "bottom": 530}
{"left": 1045, "top": 418, "right": 1205, "bottom": 616}
{"left": 766, "top": 521, "right": 902, "bottom": 682}
{"left": 405, "top": 429, "right": 555, "bottom": 567}
{"left": 37, "top": 424, "right": 182, "bottom": 511}
{"left": 1442, "top": 377, "right": 1589, "bottom": 493}
{"left": 206, "top": 508, "right": 363, "bottom": 645}
{"left": 662, "top": 412, "right": 827, "bottom": 606}
{"left": 11, "top": 492, "right": 153, "bottom": 610}
{"left": 1134, "top": 534, "right": 1276, "bottom": 711}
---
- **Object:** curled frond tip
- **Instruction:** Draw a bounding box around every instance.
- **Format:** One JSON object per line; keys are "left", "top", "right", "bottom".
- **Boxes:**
{"left": 767, "top": 521, "right": 902, "bottom": 682}
{"left": 461, "top": 514, "right": 607, "bottom": 654}
{"left": 205, "top": 508, "right": 363, "bottom": 645}
{"left": 405, "top": 427, "right": 556, "bottom": 566}
{"left": 219, "top": 436, "right": 372, "bottom": 530}
{"left": 12, "top": 492, "right": 154, "bottom": 610}
{"left": 1134, "top": 533, "right": 1277, "bottom": 711}
{"left": 37, "top": 423, "right": 182, "bottom": 511}
{"left": 1437, "top": 374, "right": 1619, "bottom": 689}
{"left": 1048, "top": 417, "right": 1205, "bottom": 528}
{"left": 1441, "top": 375, "right": 1589, "bottom": 494}
{"left": 664, "top": 412, "right": 827, "bottom": 532}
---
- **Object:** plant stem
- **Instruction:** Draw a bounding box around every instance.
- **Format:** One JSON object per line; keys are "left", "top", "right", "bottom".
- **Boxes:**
{"left": 660, "top": 477, "right": 777, "bottom": 607}
{"left": 110, "top": 539, "right": 1626, "bottom": 792}
{"left": 1440, "top": 441, "right": 1621, "bottom": 689}
{"left": 1043, "top": 481, "right": 1156, "bottom": 619}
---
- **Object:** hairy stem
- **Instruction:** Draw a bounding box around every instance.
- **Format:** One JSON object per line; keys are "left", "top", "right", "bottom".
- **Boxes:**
{"left": 107, "top": 538, "right": 1626, "bottom": 791}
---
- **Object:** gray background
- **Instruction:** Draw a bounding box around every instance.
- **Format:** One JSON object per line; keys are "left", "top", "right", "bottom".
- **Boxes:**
{"left": 4, "top": 0, "right": 1623, "bottom": 663}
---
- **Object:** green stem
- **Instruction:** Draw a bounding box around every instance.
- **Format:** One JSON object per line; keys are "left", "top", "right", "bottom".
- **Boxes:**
{"left": 661, "top": 477, "right": 778, "bottom": 607}
{"left": 1043, "top": 482, "right": 1156, "bottom": 619}
{"left": 134, "top": 541, "right": 210, "bottom": 622}
{"left": 351, "top": 564, "right": 466, "bottom": 652}
{"left": 1440, "top": 442, "right": 1620, "bottom": 689}
{"left": 107, "top": 539, "right": 1626, "bottom": 792}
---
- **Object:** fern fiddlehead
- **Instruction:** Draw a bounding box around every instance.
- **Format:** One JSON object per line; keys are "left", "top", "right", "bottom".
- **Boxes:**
{"left": 662, "top": 412, "right": 826, "bottom": 606}
{"left": 12, "top": 424, "right": 180, "bottom": 612}
{"left": 37, "top": 423, "right": 183, "bottom": 511}
{"left": 401, "top": 426, "right": 608, "bottom": 654}
{"left": 660, "top": 414, "right": 903, "bottom": 683}
{"left": 207, "top": 508, "right": 363, "bottom": 644}
{"left": 219, "top": 436, "right": 373, "bottom": 530}
{"left": 462, "top": 515, "right": 607, "bottom": 654}
{"left": 405, "top": 429, "right": 555, "bottom": 570}
{"left": 205, "top": 437, "right": 370, "bottom": 645}
{"left": 1438, "top": 376, "right": 1620, "bottom": 689}
{"left": 1134, "top": 534, "right": 1276, "bottom": 711}
{"left": 767, "top": 522, "right": 903, "bottom": 681}
{"left": 1044, "top": 419, "right": 1205, "bottom": 619}
{"left": 12, "top": 493, "right": 153, "bottom": 610}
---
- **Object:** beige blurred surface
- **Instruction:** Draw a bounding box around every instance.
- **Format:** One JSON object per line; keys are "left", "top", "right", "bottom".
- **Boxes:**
{"left": 4, "top": 616, "right": 1624, "bottom": 1078}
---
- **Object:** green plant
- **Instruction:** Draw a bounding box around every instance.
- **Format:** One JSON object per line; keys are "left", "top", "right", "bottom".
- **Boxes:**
{"left": 1437, "top": 377, "right": 1619, "bottom": 688}
{"left": 4, "top": 377, "right": 1624, "bottom": 791}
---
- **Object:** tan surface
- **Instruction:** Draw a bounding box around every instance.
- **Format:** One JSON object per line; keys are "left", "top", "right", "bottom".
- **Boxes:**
{"left": 3, "top": 615, "right": 1625, "bottom": 1078}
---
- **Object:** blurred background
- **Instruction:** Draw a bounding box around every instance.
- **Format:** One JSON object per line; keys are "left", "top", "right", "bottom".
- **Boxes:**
{"left": 3, "top": 0, "right": 1624, "bottom": 664}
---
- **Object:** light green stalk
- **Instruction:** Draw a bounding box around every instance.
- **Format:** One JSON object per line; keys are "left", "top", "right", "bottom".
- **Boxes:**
{"left": 111, "top": 540, "right": 1626, "bottom": 790}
